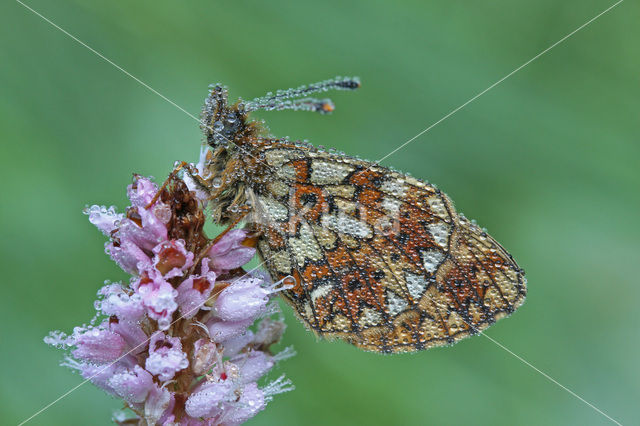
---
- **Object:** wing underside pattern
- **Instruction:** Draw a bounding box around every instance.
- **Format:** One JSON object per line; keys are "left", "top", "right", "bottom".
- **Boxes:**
{"left": 250, "top": 144, "right": 526, "bottom": 353}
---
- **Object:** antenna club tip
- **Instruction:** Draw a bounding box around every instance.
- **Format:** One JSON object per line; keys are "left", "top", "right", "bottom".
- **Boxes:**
{"left": 321, "top": 101, "right": 335, "bottom": 113}
{"left": 337, "top": 77, "right": 361, "bottom": 90}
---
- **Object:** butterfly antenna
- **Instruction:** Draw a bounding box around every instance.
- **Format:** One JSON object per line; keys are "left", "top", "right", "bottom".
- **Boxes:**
{"left": 245, "top": 76, "right": 360, "bottom": 113}
{"left": 251, "top": 97, "right": 336, "bottom": 114}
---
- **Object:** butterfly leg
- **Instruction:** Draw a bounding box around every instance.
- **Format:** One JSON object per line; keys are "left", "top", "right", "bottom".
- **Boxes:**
{"left": 144, "top": 161, "right": 192, "bottom": 209}
{"left": 146, "top": 160, "right": 218, "bottom": 210}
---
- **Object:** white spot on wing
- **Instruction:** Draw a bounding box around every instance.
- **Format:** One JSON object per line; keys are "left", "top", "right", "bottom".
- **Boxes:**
{"left": 427, "top": 222, "right": 450, "bottom": 248}
{"left": 359, "top": 307, "right": 383, "bottom": 327}
{"left": 272, "top": 250, "right": 292, "bottom": 274}
{"left": 381, "top": 179, "right": 405, "bottom": 197}
{"left": 386, "top": 291, "right": 408, "bottom": 316}
{"left": 265, "top": 149, "right": 305, "bottom": 168}
{"left": 289, "top": 222, "right": 323, "bottom": 267}
{"left": 321, "top": 213, "right": 372, "bottom": 239}
{"left": 275, "top": 164, "right": 297, "bottom": 180}
{"left": 405, "top": 272, "right": 428, "bottom": 301}
{"left": 267, "top": 180, "right": 289, "bottom": 198}
{"left": 428, "top": 196, "right": 448, "bottom": 219}
{"left": 310, "top": 283, "right": 334, "bottom": 302}
{"left": 303, "top": 302, "right": 313, "bottom": 320}
{"left": 310, "top": 161, "right": 354, "bottom": 184}
{"left": 257, "top": 196, "right": 289, "bottom": 222}
{"left": 381, "top": 197, "right": 401, "bottom": 214}
{"left": 421, "top": 249, "right": 444, "bottom": 273}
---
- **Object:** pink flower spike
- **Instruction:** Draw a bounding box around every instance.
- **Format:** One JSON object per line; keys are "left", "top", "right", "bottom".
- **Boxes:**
{"left": 109, "top": 365, "right": 154, "bottom": 404}
{"left": 231, "top": 350, "right": 272, "bottom": 385}
{"left": 157, "top": 393, "right": 176, "bottom": 425}
{"left": 136, "top": 270, "right": 178, "bottom": 330}
{"left": 84, "top": 205, "right": 124, "bottom": 236}
{"left": 176, "top": 258, "right": 216, "bottom": 319}
{"left": 153, "top": 239, "right": 194, "bottom": 278}
{"left": 185, "top": 380, "right": 234, "bottom": 419}
{"left": 127, "top": 176, "right": 159, "bottom": 209}
{"left": 109, "top": 319, "right": 148, "bottom": 355}
{"left": 122, "top": 204, "right": 169, "bottom": 251}
{"left": 62, "top": 355, "right": 138, "bottom": 397}
{"left": 48, "top": 174, "right": 295, "bottom": 423}
{"left": 208, "top": 229, "right": 246, "bottom": 256}
{"left": 145, "top": 332, "right": 188, "bottom": 382}
{"left": 222, "top": 331, "right": 254, "bottom": 358}
{"left": 97, "top": 283, "right": 145, "bottom": 322}
{"left": 222, "top": 382, "right": 265, "bottom": 425}
{"left": 144, "top": 383, "right": 173, "bottom": 426}
{"left": 215, "top": 276, "right": 291, "bottom": 322}
{"left": 107, "top": 239, "right": 151, "bottom": 275}
{"left": 206, "top": 317, "right": 254, "bottom": 343}
{"left": 70, "top": 324, "right": 126, "bottom": 363}
{"left": 61, "top": 358, "right": 118, "bottom": 396}
{"left": 234, "top": 347, "right": 296, "bottom": 385}
{"left": 253, "top": 317, "right": 287, "bottom": 347}
{"left": 207, "top": 229, "right": 256, "bottom": 272}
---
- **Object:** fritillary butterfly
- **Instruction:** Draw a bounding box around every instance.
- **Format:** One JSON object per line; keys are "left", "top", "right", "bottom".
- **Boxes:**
{"left": 193, "top": 77, "right": 526, "bottom": 353}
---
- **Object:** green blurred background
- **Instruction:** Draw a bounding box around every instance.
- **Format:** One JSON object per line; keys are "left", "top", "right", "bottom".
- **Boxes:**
{"left": 1, "top": 0, "right": 638, "bottom": 424}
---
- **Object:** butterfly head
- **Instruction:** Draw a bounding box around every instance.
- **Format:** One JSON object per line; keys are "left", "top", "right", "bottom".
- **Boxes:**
{"left": 201, "top": 84, "right": 252, "bottom": 150}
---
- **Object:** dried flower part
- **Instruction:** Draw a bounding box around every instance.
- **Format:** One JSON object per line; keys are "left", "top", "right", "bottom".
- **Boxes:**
{"left": 175, "top": 258, "right": 216, "bottom": 319}
{"left": 191, "top": 338, "right": 217, "bottom": 376}
{"left": 47, "top": 174, "right": 293, "bottom": 425}
{"left": 153, "top": 240, "right": 194, "bottom": 278}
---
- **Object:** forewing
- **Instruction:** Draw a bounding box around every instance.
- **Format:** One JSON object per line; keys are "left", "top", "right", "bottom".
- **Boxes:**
{"left": 250, "top": 142, "right": 526, "bottom": 353}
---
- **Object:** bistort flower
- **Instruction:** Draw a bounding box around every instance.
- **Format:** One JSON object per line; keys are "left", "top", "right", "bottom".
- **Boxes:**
{"left": 45, "top": 172, "right": 294, "bottom": 425}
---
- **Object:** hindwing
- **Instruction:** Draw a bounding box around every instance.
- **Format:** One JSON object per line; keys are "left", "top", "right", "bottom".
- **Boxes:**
{"left": 248, "top": 142, "right": 526, "bottom": 353}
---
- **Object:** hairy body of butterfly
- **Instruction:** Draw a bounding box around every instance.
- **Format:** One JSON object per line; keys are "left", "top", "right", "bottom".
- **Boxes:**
{"left": 197, "top": 77, "right": 526, "bottom": 354}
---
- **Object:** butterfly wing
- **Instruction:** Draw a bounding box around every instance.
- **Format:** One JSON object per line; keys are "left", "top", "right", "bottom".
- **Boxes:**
{"left": 249, "top": 142, "right": 526, "bottom": 353}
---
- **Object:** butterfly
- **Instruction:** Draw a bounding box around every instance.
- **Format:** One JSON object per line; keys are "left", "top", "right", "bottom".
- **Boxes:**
{"left": 193, "top": 77, "right": 526, "bottom": 353}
